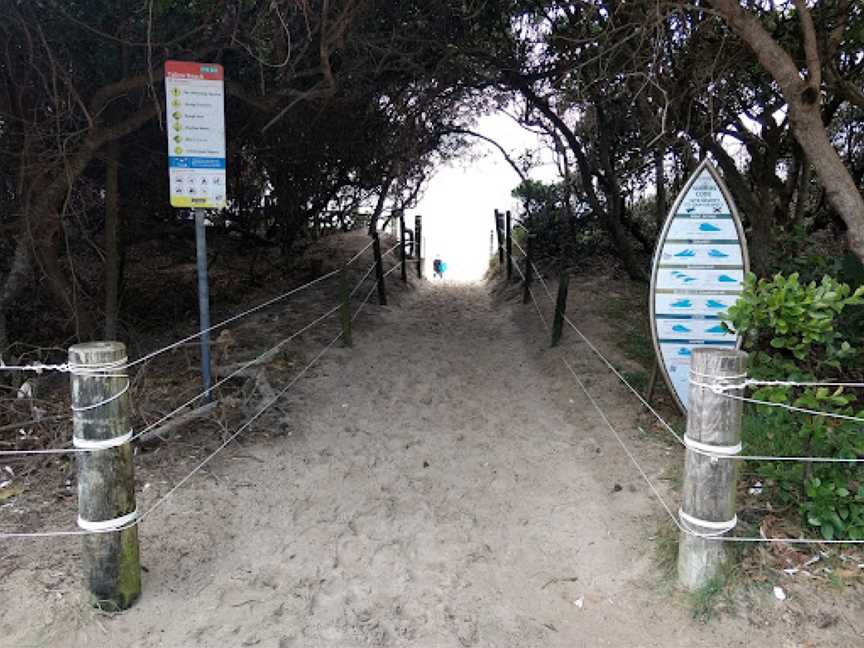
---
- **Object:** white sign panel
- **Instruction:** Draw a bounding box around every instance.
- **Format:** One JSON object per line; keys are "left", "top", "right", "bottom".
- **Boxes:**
{"left": 649, "top": 160, "right": 749, "bottom": 411}
{"left": 165, "top": 61, "right": 226, "bottom": 209}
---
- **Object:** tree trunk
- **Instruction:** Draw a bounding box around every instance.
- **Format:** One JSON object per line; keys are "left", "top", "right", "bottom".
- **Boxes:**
{"left": 707, "top": 0, "right": 864, "bottom": 264}
{"left": 104, "top": 140, "right": 122, "bottom": 340}
{"left": 791, "top": 104, "right": 864, "bottom": 259}
{"left": 0, "top": 235, "right": 32, "bottom": 352}
{"left": 511, "top": 77, "right": 645, "bottom": 280}
{"left": 654, "top": 148, "right": 667, "bottom": 232}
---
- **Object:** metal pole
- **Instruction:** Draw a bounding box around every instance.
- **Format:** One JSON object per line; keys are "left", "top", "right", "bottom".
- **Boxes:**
{"left": 194, "top": 209, "right": 213, "bottom": 401}
{"left": 70, "top": 341, "right": 141, "bottom": 610}
{"left": 677, "top": 348, "right": 747, "bottom": 591}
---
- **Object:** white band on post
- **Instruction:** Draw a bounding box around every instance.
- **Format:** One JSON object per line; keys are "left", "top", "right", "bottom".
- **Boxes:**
{"left": 72, "top": 429, "right": 133, "bottom": 450}
{"left": 77, "top": 508, "right": 139, "bottom": 532}
{"left": 688, "top": 369, "right": 747, "bottom": 381}
{"left": 678, "top": 508, "right": 737, "bottom": 535}
{"left": 683, "top": 435, "right": 742, "bottom": 457}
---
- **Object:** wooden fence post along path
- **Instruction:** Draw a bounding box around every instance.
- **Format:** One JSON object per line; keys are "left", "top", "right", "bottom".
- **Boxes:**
{"left": 415, "top": 214, "right": 423, "bottom": 279}
{"left": 677, "top": 347, "right": 746, "bottom": 591}
{"left": 505, "top": 210, "right": 513, "bottom": 281}
{"left": 70, "top": 342, "right": 141, "bottom": 610}
{"left": 339, "top": 265, "right": 352, "bottom": 347}
{"left": 522, "top": 229, "right": 534, "bottom": 304}
{"left": 550, "top": 270, "right": 570, "bottom": 347}
{"left": 371, "top": 229, "right": 388, "bottom": 306}
{"left": 399, "top": 210, "right": 407, "bottom": 283}
{"left": 494, "top": 209, "right": 504, "bottom": 266}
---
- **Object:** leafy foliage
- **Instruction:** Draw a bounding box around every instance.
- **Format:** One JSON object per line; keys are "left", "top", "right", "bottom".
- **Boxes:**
{"left": 727, "top": 273, "right": 864, "bottom": 539}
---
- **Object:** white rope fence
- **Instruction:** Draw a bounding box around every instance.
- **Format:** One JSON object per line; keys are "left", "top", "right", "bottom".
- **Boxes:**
{"left": 506, "top": 248, "right": 864, "bottom": 545}
{"left": 0, "top": 239, "right": 381, "bottom": 377}
{"left": 0, "top": 260, "right": 380, "bottom": 457}
{"left": 0, "top": 255, "right": 400, "bottom": 539}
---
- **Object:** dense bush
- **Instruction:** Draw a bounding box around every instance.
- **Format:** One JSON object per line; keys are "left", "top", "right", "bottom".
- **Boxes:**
{"left": 727, "top": 272, "right": 864, "bottom": 540}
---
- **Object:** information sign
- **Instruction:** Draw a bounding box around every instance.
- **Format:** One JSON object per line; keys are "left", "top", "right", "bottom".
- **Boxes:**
{"left": 165, "top": 61, "right": 226, "bottom": 209}
{"left": 649, "top": 160, "right": 749, "bottom": 411}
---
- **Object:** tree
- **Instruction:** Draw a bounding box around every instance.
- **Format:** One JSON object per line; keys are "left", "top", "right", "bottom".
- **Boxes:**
{"left": 706, "top": 0, "right": 864, "bottom": 263}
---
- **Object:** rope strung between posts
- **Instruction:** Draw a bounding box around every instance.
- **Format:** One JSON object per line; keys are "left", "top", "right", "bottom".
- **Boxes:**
{"left": 348, "top": 241, "right": 401, "bottom": 298}
{"left": 0, "top": 256, "right": 393, "bottom": 539}
{"left": 511, "top": 249, "right": 864, "bottom": 464}
{"left": 0, "top": 240, "right": 383, "bottom": 376}
{"left": 505, "top": 249, "right": 685, "bottom": 446}
{"left": 509, "top": 253, "right": 548, "bottom": 329}
{"left": 345, "top": 239, "right": 376, "bottom": 266}
{"left": 514, "top": 260, "right": 864, "bottom": 543}
{"left": 0, "top": 259, "right": 380, "bottom": 457}
{"left": 516, "top": 264, "right": 864, "bottom": 545}
{"left": 128, "top": 304, "right": 342, "bottom": 445}
{"left": 690, "top": 379, "right": 864, "bottom": 426}
{"left": 509, "top": 250, "right": 864, "bottom": 465}
{"left": 125, "top": 268, "right": 342, "bottom": 369}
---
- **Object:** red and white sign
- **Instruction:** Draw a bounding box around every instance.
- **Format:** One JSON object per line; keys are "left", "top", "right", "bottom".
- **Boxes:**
{"left": 165, "top": 61, "right": 226, "bottom": 209}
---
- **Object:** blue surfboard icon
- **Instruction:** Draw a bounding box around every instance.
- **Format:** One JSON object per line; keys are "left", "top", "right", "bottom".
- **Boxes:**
{"left": 717, "top": 274, "right": 738, "bottom": 283}
{"left": 671, "top": 299, "right": 692, "bottom": 308}
{"left": 677, "top": 348, "right": 692, "bottom": 357}
{"left": 706, "top": 299, "right": 727, "bottom": 309}
{"left": 708, "top": 249, "right": 729, "bottom": 258}
{"left": 699, "top": 223, "right": 722, "bottom": 232}
{"left": 672, "top": 324, "right": 691, "bottom": 333}
{"left": 706, "top": 325, "right": 727, "bottom": 334}
{"left": 675, "top": 249, "right": 696, "bottom": 257}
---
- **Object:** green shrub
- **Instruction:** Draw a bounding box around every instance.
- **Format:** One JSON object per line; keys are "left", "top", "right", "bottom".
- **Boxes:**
{"left": 726, "top": 272, "right": 864, "bottom": 540}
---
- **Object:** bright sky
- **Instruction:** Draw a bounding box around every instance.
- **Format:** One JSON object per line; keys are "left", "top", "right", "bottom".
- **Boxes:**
{"left": 414, "top": 112, "right": 558, "bottom": 281}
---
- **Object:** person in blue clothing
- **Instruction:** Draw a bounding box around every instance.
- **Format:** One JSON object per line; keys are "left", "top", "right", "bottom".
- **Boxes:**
{"left": 433, "top": 254, "right": 446, "bottom": 279}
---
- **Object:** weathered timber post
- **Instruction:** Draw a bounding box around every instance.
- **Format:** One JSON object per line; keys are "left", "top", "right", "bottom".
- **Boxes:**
{"left": 339, "top": 266, "right": 352, "bottom": 347}
{"left": 69, "top": 341, "right": 141, "bottom": 610}
{"left": 371, "top": 229, "right": 388, "bottom": 306}
{"left": 645, "top": 360, "right": 660, "bottom": 403}
{"left": 505, "top": 210, "right": 513, "bottom": 281}
{"left": 415, "top": 215, "right": 423, "bottom": 279}
{"left": 522, "top": 230, "right": 534, "bottom": 305}
{"left": 677, "top": 348, "right": 747, "bottom": 591}
{"left": 399, "top": 210, "right": 407, "bottom": 283}
{"left": 494, "top": 209, "right": 504, "bottom": 266}
{"left": 550, "top": 269, "right": 570, "bottom": 347}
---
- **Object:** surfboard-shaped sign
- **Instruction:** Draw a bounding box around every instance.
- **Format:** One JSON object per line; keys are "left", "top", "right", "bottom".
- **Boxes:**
{"left": 649, "top": 160, "right": 749, "bottom": 412}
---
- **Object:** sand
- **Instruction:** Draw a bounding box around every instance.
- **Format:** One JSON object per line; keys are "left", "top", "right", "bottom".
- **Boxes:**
{"left": 1, "top": 277, "right": 862, "bottom": 647}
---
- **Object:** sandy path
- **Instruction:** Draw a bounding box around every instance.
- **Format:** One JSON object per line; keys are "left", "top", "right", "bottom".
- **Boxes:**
{"left": 2, "top": 280, "right": 859, "bottom": 647}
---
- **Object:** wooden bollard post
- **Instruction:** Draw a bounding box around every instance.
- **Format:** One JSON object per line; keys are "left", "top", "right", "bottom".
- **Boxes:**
{"left": 69, "top": 342, "right": 141, "bottom": 611}
{"left": 677, "top": 348, "right": 747, "bottom": 591}
{"left": 494, "top": 210, "right": 504, "bottom": 266}
{"left": 550, "top": 269, "right": 570, "bottom": 347}
{"left": 415, "top": 214, "right": 423, "bottom": 279}
{"left": 399, "top": 210, "right": 407, "bottom": 283}
{"left": 371, "top": 229, "right": 387, "bottom": 306}
{"left": 505, "top": 210, "right": 513, "bottom": 281}
{"left": 522, "top": 230, "right": 534, "bottom": 305}
{"left": 339, "top": 266, "right": 352, "bottom": 347}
